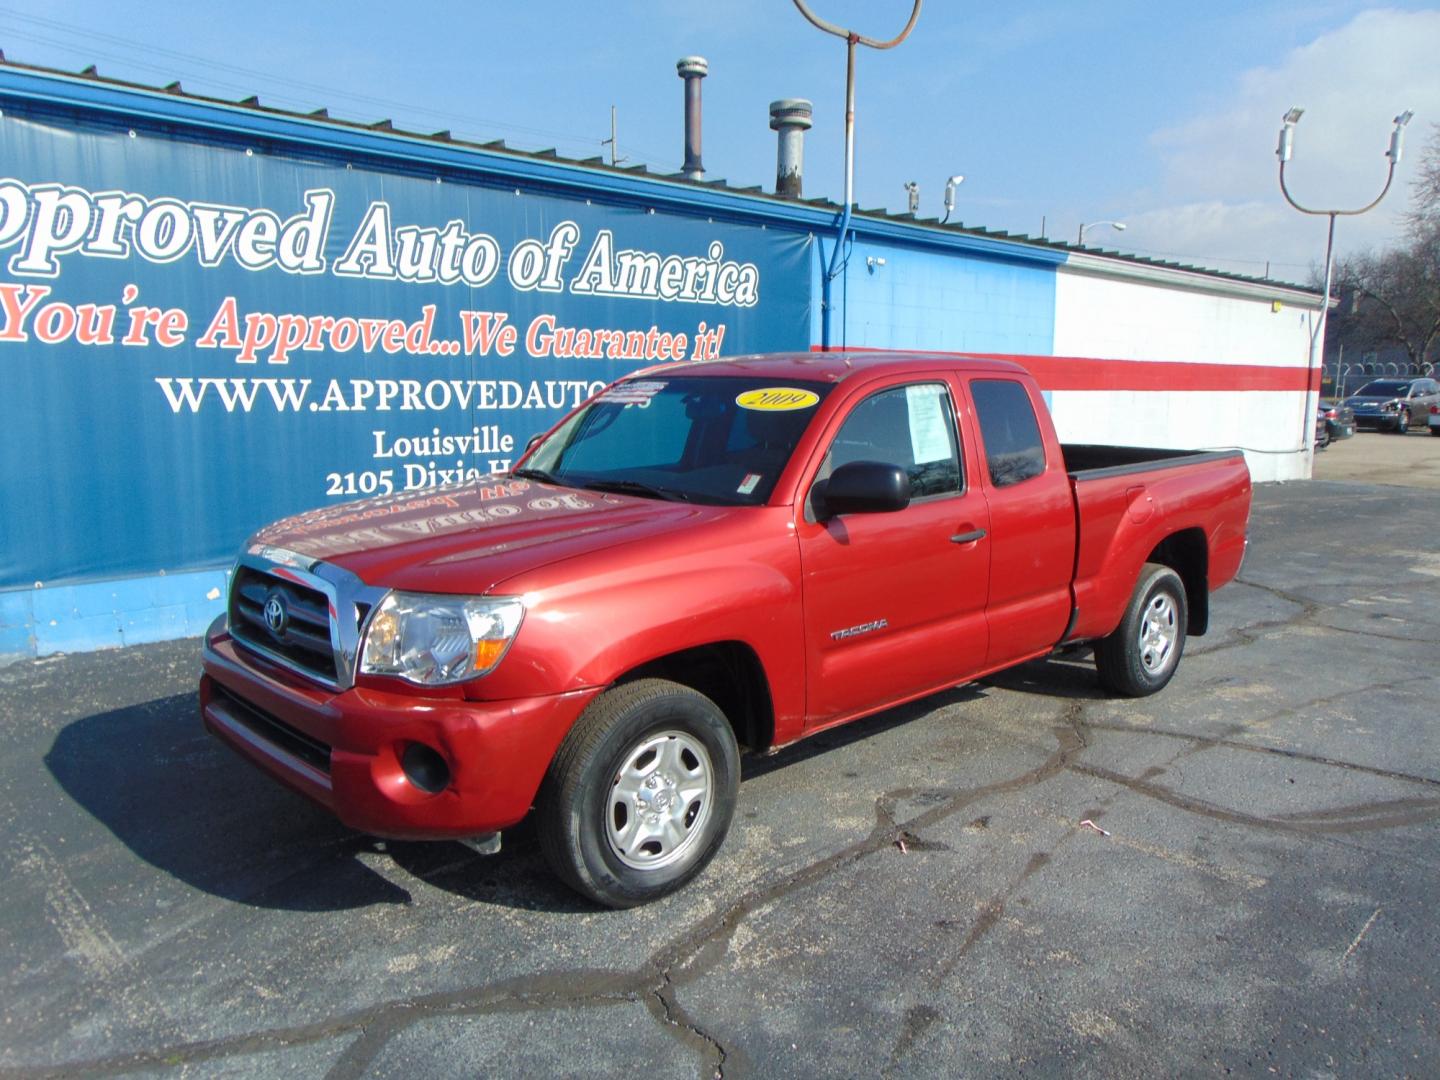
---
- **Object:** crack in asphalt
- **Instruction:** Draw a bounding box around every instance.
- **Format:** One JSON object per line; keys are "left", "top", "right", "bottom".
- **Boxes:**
{"left": 1185, "top": 576, "right": 1320, "bottom": 658}
{"left": 1200, "top": 577, "right": 1440, "bottom": 651}
{"left": 1082, "top": 720, "right": 1440, "bottom": 790}
{"left": 646, "top": 972, "right": 729, "bottom": 1080}
{"left": 0, "top": 977, "right": 644, "bottom": 1080}
{"left": 1191, "top": 575, "right": 1440, "bottom": 662}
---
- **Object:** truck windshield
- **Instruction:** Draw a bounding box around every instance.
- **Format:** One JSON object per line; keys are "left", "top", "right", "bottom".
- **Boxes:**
{"left": 518, "top": 375, "right": 832, "bottom": 506}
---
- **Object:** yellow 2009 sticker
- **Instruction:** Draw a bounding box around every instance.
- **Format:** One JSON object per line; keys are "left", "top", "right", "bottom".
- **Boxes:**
{"left": 735, "top": 387, "right": 820, "bottom": 412}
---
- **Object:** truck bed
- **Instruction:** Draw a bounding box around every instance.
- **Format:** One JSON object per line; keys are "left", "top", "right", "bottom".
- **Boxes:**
{"left": 1060, "top": 443, "right": 1244, "bottom": 480}
{"left": 1059, "top": 443, "right": 1251, "bottom": 645}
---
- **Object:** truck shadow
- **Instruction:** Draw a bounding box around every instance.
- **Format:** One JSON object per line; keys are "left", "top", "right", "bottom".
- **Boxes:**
{"left": 980, "top": 651, "right": 1109, "bottom": 701}
{"left": 43, "top": 692, "right": 590, "bottom": 914}
{"left": 740, "top": 684, "right": 988, "bottom": 781}
{"left": 42, "top": 672, "right": 1086, "bottom": 916}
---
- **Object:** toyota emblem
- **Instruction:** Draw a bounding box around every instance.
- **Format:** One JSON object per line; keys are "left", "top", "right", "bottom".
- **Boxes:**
{"left": 263, "top": 593, "right": 288, "bottom": 637}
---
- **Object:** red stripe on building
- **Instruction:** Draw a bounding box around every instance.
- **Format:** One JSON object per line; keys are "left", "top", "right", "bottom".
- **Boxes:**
{"left": 812, "top": 346, "right": 1317, "bottom": 392}
{"left": 981, "top": 354, "right": 1316, "bottom": 393}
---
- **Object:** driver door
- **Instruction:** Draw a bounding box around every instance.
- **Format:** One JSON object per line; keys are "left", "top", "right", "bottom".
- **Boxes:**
{"left": 796, "top": 378, "right": 991, "bottom": 728}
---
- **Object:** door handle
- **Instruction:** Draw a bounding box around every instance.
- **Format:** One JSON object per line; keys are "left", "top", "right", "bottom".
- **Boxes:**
{"left": 950, "top": 528, "right": 986, "bottom": 544}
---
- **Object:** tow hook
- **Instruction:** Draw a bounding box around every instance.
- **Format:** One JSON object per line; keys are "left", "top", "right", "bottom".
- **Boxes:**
{"left": 458, "top": 833, "right": 502, "bottom": 856}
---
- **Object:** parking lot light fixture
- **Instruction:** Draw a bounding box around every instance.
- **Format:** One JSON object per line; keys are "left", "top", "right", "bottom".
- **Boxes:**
{"left": 942, "top": 174, "right": 964, "bottom": 223}
{"left": 1077, "top": 220, "right": 1126, "bottom": 246}
{"left": 1276, "top": 106, "right": 1415, "bottom": 474}
{"left": 1277, "top": 107, "right": 1304, "bottom": 161}
{"left": 1388, "top": 110, "right": 1414, "bottom": 163}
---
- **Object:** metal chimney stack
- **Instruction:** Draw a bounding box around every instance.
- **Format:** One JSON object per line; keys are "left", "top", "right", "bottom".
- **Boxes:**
{"left": 677, "top": 56, "right": 708, "bottom": 180}
{"left": 769, "top": 99, "right": 813, "bottom": 197}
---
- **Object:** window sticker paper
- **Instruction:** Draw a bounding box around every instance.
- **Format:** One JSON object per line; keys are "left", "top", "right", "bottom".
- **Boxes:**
{"left": 906, "top": 384, "right": 951, "bottom": 464}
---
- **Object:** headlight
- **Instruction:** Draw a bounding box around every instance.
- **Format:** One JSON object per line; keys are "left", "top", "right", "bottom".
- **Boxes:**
{"left": 360, "top": 593, "right": 524, "bottom": 685}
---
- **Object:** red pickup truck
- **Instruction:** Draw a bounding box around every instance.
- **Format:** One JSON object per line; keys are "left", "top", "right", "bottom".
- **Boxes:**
{"left": 201, "top": 352, "right": 1251, "bottom": 907}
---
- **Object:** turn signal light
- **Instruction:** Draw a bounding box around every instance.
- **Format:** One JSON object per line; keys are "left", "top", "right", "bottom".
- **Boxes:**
{"left": 475, "top": 639, "right": 508, "bottom": 670}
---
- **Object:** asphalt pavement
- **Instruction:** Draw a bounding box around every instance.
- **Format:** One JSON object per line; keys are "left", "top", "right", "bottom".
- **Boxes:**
{"left": 1314, "top": 423, "right": 1440, "bottom": 488}
{"left": 2, "top": 477, "right": 1438, "bottom": 1078}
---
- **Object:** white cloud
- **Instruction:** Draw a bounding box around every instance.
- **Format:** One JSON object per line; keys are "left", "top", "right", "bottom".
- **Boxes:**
{"left": 1120, "top": 8, "right": 1440, "bottom": 279}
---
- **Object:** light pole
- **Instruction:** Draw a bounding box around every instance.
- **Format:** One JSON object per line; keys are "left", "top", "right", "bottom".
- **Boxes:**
{"left": 1077, "top": 220, "right": 1126, "bottom": 246}
{"left": 1277, "top": 106, "right": 1413, "bottom": 473}
{"left": 791, "top": 0, "right": 924, "bottom": 350}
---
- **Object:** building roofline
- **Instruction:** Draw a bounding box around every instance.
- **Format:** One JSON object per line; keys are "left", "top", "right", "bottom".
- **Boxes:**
{"left": 1062, "top": 252, "right": 1324, "bottom": 308}
{"left": 0, "top": 56, "right": 1320, "bottom": 298}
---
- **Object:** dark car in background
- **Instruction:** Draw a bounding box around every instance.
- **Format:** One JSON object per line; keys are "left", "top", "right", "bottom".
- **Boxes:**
{"left": 1343, "top": 378, "right": 1440, "bottom": 434}
{"left": 1318, "top": 400, "right": 1354, "bottom": 446}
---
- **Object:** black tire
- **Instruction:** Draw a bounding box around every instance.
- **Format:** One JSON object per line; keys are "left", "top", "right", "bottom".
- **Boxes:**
{"left": 1095, "top": 563, "right": 1188, "bottom": 697}
{"left": 1394, "top": 410, "right": 1410, "bottom": 434}
{"left": 537, "top": 678, "right": 740, "bottom": 908}
{"left": 1430, "top": 425, "right": 1440, "bottom": 437}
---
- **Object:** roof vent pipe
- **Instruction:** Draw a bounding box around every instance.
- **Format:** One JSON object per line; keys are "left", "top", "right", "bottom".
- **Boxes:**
{"left": 769, "top": 99, "right": 813, "bottom": 197}
{"left": 677, "top": 56, "right": 708, "bottom": 180}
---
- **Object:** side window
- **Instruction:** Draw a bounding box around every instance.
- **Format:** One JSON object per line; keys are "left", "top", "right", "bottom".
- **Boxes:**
{"left": 823, "top": 382, "right": 962, "bottom": 498}
{"left": 971, "top": 379, "right": 1046, "bottom": 488}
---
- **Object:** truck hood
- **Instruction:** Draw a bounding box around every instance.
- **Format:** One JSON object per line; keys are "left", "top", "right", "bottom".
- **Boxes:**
{"left": 249, "top": 478, "right": 735, "bottom": 594}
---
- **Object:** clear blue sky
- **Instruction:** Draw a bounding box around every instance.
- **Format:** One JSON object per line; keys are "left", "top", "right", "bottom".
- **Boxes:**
{"left": 2, "top": 1, "right": 1437, "bottom": 281}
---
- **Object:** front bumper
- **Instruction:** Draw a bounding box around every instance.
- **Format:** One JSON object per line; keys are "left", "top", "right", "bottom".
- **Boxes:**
{"left": 200, "top": 620, "right": 598, "bottom": 839}
{"left": 1353, "top": 412, "right": 1401, "bottom": 430}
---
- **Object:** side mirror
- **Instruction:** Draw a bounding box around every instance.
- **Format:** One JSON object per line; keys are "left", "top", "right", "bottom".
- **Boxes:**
{"left": 525, "top": 433, "right": 543, "bottom": 453}
{"left": 814, "top": 461, "right": 910, "bottom": 519}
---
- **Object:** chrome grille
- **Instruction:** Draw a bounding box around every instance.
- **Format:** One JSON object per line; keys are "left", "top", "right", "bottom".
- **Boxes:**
{"left": 230, "top": 566, "right": 338, "bottom": 682}
{"left": 226, "top": 547, "right": 387, "bottom": 690}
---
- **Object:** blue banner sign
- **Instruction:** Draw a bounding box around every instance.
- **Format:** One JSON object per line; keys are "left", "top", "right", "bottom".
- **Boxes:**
{"left": 0, "top": 112, "right": 812, "bottom": 586}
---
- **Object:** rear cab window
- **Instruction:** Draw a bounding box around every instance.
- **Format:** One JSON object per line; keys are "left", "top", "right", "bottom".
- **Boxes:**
{"left": 969, "top": 378, "right": 1046, "bottom": 487}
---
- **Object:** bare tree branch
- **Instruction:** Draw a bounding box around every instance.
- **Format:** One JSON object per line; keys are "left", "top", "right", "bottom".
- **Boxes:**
{"left": 1327, "top": 125, "right": 1440, "bottom": 374}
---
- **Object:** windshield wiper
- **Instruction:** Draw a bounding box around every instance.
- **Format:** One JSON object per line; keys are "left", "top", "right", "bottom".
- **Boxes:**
{"left": 581, "top": 479, "right": 692, "bottom": 503}
{"left": 510, "top": 466, "right": 561, "bottom": 484}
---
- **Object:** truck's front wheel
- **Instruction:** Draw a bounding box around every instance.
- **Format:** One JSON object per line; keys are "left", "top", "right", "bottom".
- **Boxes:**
{"left": 1095, "top": 562, "right": 1188, "bottom": 697}
{"left": 537, "top": 678, "right": 739, "bottom": 908}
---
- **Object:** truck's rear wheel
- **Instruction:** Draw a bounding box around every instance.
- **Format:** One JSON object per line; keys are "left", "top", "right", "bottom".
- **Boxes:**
{"left": 537, "top": 678, "right": 739, "bottom": 908}
{"left": 1095, "top": 563, "right": 1187, "bottom": 697}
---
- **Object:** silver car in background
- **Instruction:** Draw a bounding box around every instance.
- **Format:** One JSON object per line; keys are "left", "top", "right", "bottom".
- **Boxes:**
{"left": 1342, "top": 378, "right": 1440, "bottom": 434}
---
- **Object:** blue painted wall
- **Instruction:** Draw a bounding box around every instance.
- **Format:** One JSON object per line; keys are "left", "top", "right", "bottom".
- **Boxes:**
{"left": 832, "top": 237, "right": 1057, "bottom": 355}
{"left": 1, "top": 569, "right": 228, "bottom": 659}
